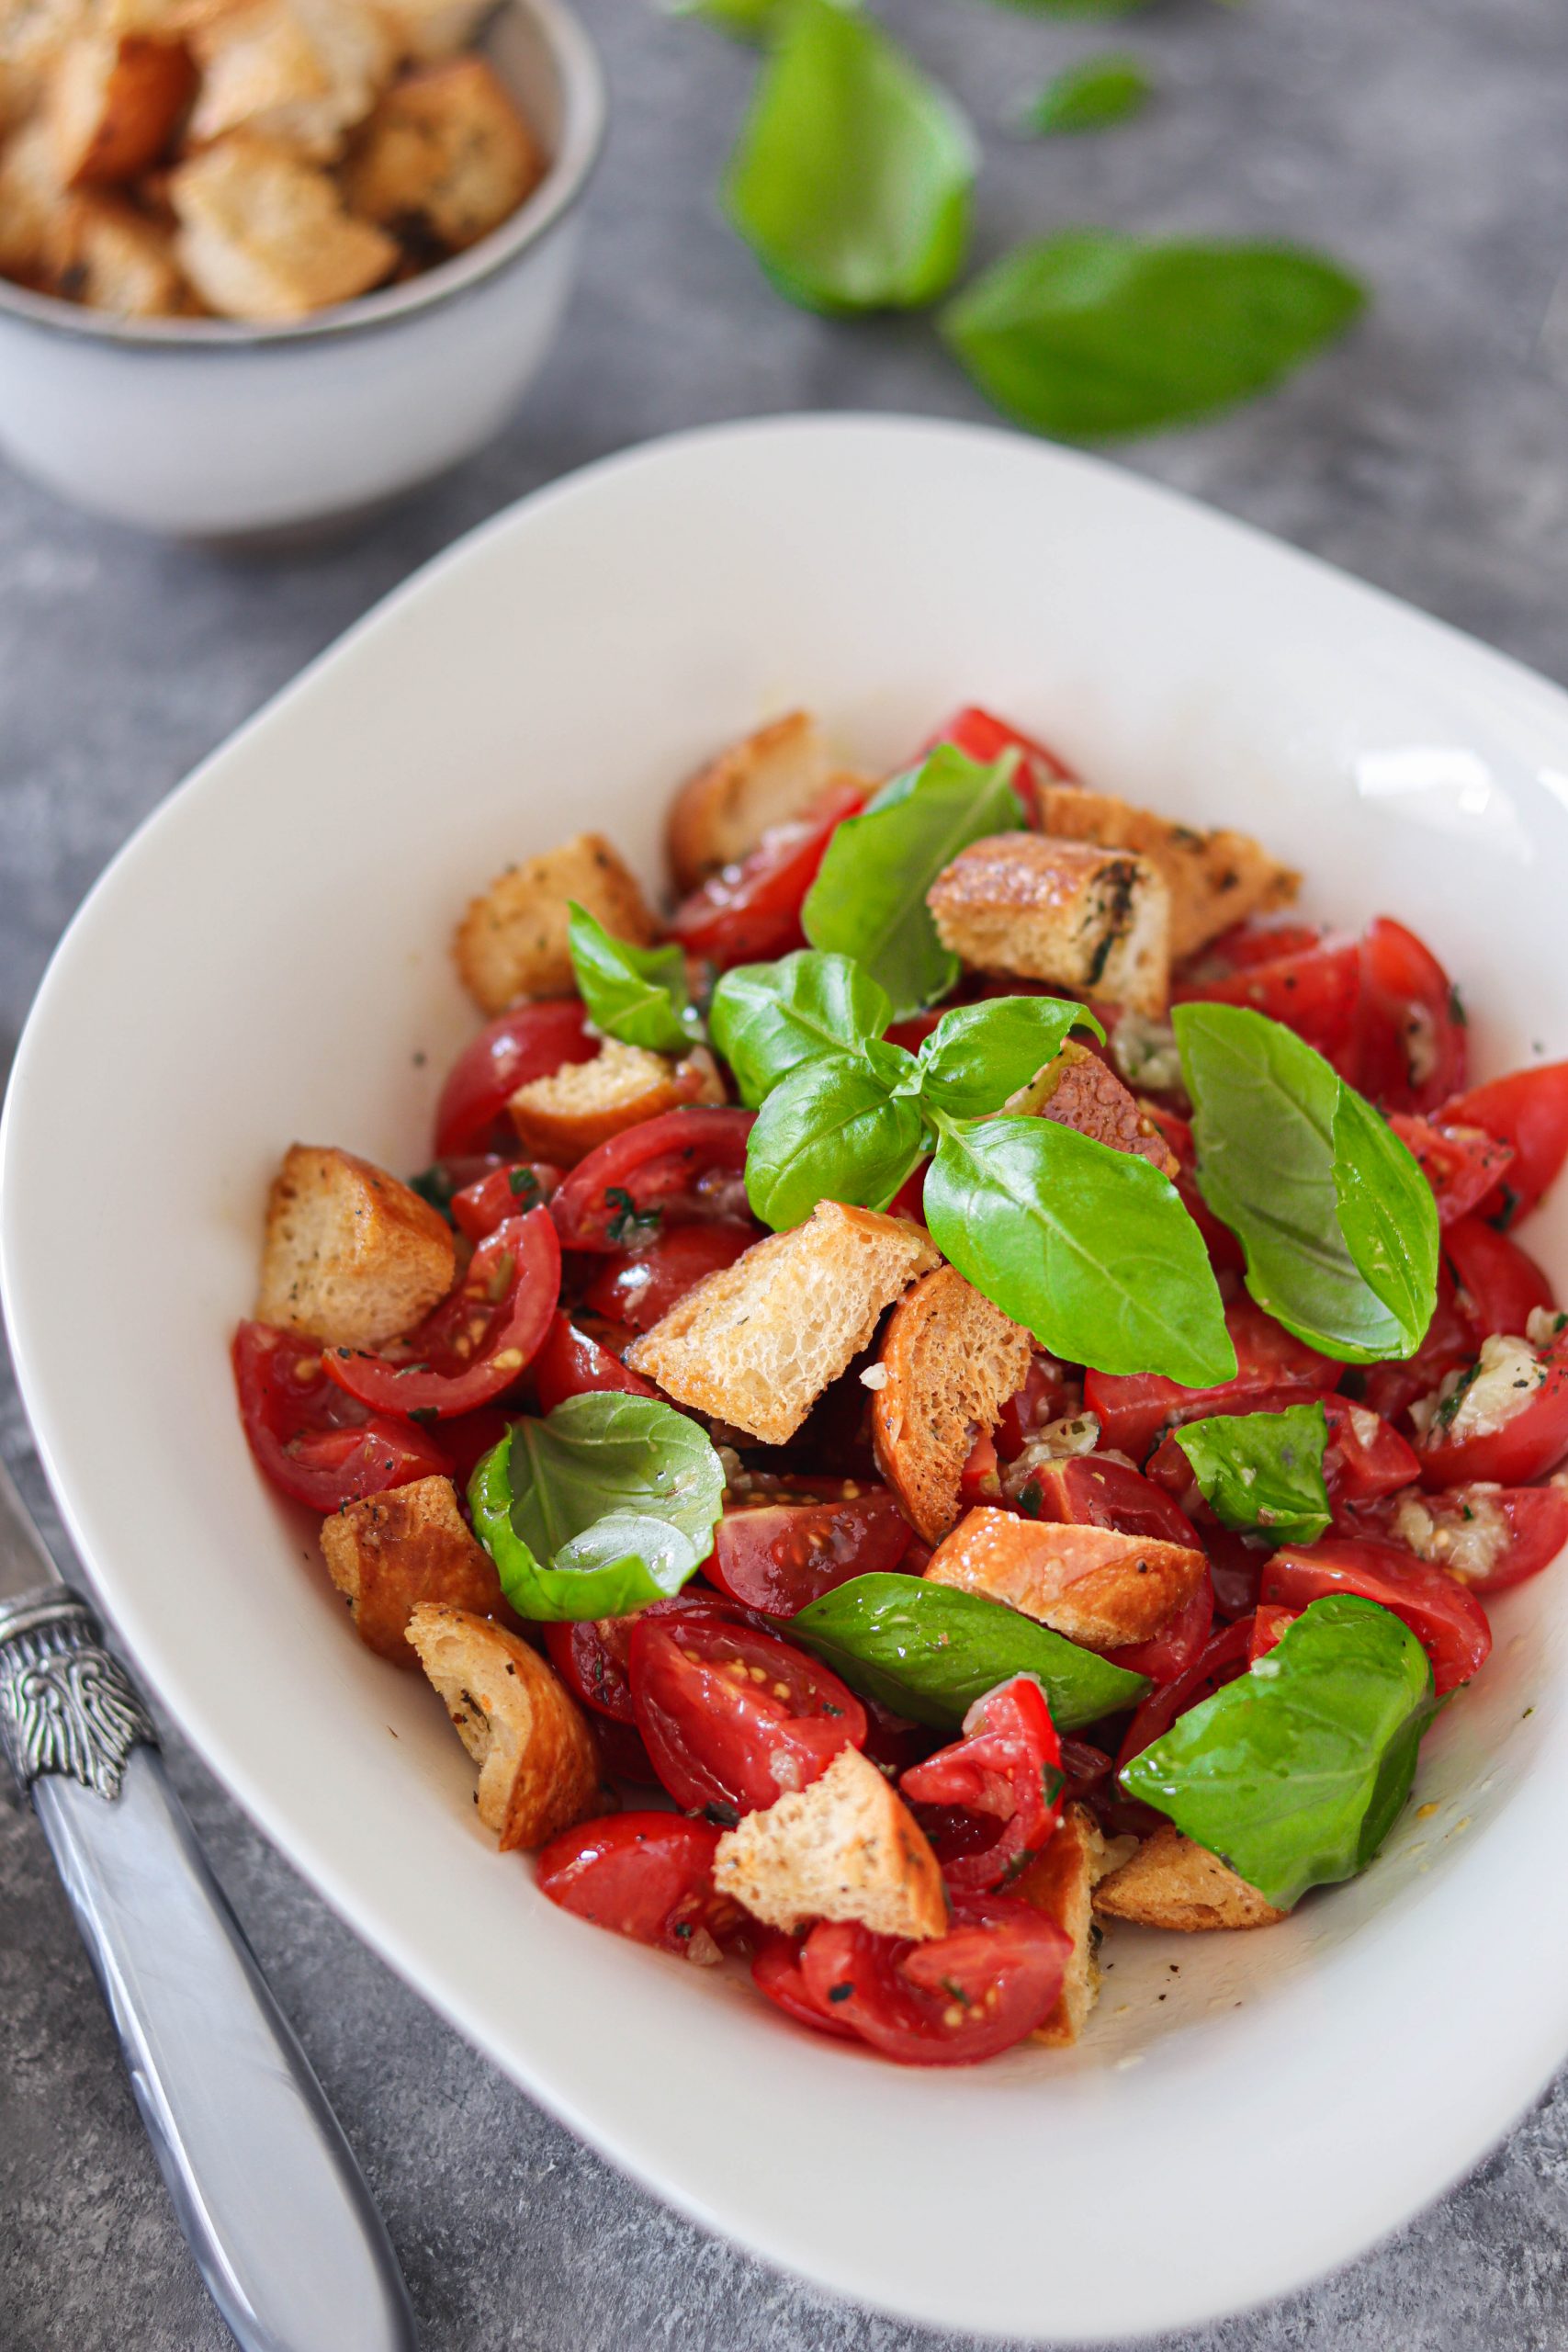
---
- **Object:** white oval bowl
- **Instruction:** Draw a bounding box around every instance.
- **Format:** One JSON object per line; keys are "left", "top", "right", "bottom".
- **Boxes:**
{"left": 6, "top": 414, "right": 1568, "bottom": 2343}
{"left": 0, "top": 0, "right": 604, "bottom": 540}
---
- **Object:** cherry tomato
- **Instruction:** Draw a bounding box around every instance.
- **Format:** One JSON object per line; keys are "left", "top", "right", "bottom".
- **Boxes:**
{"left": 1444, "top": 1215, "right": 1554, "bottom": 1340}
{"left": 798, "top": 1893, "right": 1071, "bottom": 2066}
{"left": 533, "top": 1311, "right": 656, "bottom": 1415}
{"left": 1085, "top": 1299, "right": 1340, "bottom": 1462}
{"left": 995, "top": 1354, "right": 1077, "bottom": 1460}
{"left": 671, "top": 781, "right": 868, "bottom": 968}
{"left": 921, "top": 706, "right": 1071, "bottom": 820}
{"left": 1116, "top": 1616, "right": 1254, "bottom": 1770}
{"left": 1174, "top": 933, "right": 1361, "bottom": 1058}
{"left": 542, "top": 1596, "right": 755, "bottom": 1723}
{"left": 549, "top": 1107, "right": 755, "bottom": 1252}
{"left": 959, "top": 1428, "right": 1002, "bottom": 1510}
{"left": 536, "top": 1815, "right": 747, "bottom": 1958}
{"left": 1179, "top": 921, "right": 1329, "bottom": 979}
{"left": 322, "top": 1208, "right": 559, "bottom": 1419}
{"left": 628, "top": 1616, "right": 867, "bottom": 1817}
{"left": 901, "top": 1675, "right": 1064, "bottom": 1893}
{"left": 1107, "top": 1572, "right": 1216, "bottom": 1686}
{"left": 751, "top": 1932, "right": 861, "bottom": 2040}
{"left": 592, "top": 1715, "right": 662, "bottom": 1783}
{"left": 450, "top": 1160, "right": 563, "bottom": 1242}
{"left": 1376, "top": 1482, "right": 1568, "bottom": 1595}
{"left": 436, "top": 1404, "right": 513, "bottom": 1491}
{"left": 434, "top": 1002, "right": 596, "bottom": 1158}
{"left": 1265, "top": 1534, "right": 1491, "bottom": 1691}
{"left": 1022, "top": 1453, "right": 1202, "bottom": 1547}
{"left": 1203, "top": 1525, "right": 1269, "bottom": 1620}
{"left": 1357, "top": 1261, "right": 1474, "bottom": 1426}
{"left": 581, "top": 1222, "right": 757, "bottom": 1333}
{"left": 1440, "top": 1061, "right": 1568, "bottom": 1227}
{"left": 1387, "top": 1114, "right": 1514, "bottom": 1228}
{"left": 703, "top": 1486, "right": 913, "bottom": 1614}
{"left": 1321, "top": 1393, "right": 1420, "bottom": 1508}
{"left": 1142, "top": 1106, "right": 1245, "bottom": 1272}
{"left": 1249, "top": 1603, "right": 1298, "bottom": 1660}
{"left": 231, "top": 1321, "right": 450, "bottom": 1513}
{"left": 1413, "top": 1334, "right": 1568, "bottom": 1489}
{"left": 1349, "top": 918, "right": 1467, "bottom": 1114}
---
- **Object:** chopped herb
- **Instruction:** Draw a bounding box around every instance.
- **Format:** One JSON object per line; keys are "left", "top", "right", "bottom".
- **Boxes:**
{"left": 604, "top": 1186, "right": 663, "bottom": 1246}
{"left": 827, "top": 1982, "right": 853, "bottom": 2003}
{"left": 1448, "top": 984, "right": 1468, "bottom": 1028}
{"left": 939, "top": 1976, "right": 973, "bottom": 2007}
{"left": 1019, "top": 1479, "right": 1043, "bottom": 1518}
{"left": 821, "top": 1702, "right": 845, "bottom": 1717}
{"left": 1490, "top": 1182, "right": 1521, "bottom": 1233}
{"left": 408, "top": 1162, "right": 462, "bottom": 1221}
{"left": 1042, "top": 1763, "right": 1066, "bottom": 1806}
{"left": 408, "top": 1406, "right": 440, "bottom": 1430}
{"left": 702, "top": 1802, "right": 740, "bottom": 1829}
{"left": 508, "top": 1166, "right": 541, "bottom": 1202}
{"left": 673, "top": 1921, "right": 694, "bottom": 1939}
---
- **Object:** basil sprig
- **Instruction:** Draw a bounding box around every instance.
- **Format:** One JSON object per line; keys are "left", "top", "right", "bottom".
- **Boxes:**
{"left": 914, "top": 994, "right": 1103, "bottom": 1117}
{"left": 803, "top": 743, "right": 1025, "bottom": 1017}
{"left": 1025, "top": 52, "right": 1153, "bottom": 135}
{"left": 1175, "top": 1003, "right": 1438, "bottom": 1363}
{"left": 468, "top": 1395, "right": 725, "bottom": 1622}
{"left": 1120, "top": 1595, "right": 1436, "bottom": 1910}
{"left": 746, "top": 1040, "right": 925, "bottom": 1227}
{"left": 710, "top": 949, "right": 891, "bottom": 1109}
{"left": 1174, "top": 1402, "right": 1331, "bottom": 1548}
{"left": 567, "top": 904, "right": 699, "bottom": 1057}
{"left": 786, "top": 1572, "right": 1146, "bottom": 1731}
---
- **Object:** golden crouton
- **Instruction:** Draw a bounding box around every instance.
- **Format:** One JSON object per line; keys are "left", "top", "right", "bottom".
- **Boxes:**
{"left": 256, "top": 1142, "right": 456, "bottom": 1348}
{"left": 870, "top": 1265, "right": 1032, "bottom": 1543}
{"left": 1021, "top": 1039, "right": 1179, "bottom": 1176}
{"left": 626, "top": 1201, "right": 940, "bottom": 1448}
{"left": 407, "top": 1602, "right": 604, "bottom": 1850}
{"left": 51, "top": 191, "right": 185, "bottom": 311}
{"left": 453, "top": 831, "right": 658, "bottom": 1015}
{"left": 343, "top": 55, "right": 540, "bottom": 257}
{"left": 924, "top": 1507, "right": 1207, "bottom": 1651}
{"left": 170, "top": 132, "right": 396, "bottom": 317}
{"left": 0, "top": 114, "right": 70, "bottom": 277}
{"left": 188, "top": 0, "right": 391, "bottom": 158}
{"left": 667, "top": 712, "right": 834, "bottom": 896}
{"left": 712, "top": 1747, "right": 946, "bottom": 1939}
{"left": 1036, "top": 782, "right": 1300, "bottom": 963}
{"left": 320, "top": 1476, "right": 511, "bottom": 1665}
{"left": 1017, "top": 1804, "right": 1122, "bottom": 2046}
{"left": 368, "top": 0, "right": 488, "bottom": 59}
{"left": 927, "top": 834, "right": 1171, "bottom": 1018}
{"left": 508, "top": 1039, "right": 724, "bottom": 1166}
{"left": 48, "top": 32, "right": 194, "bottom": 185}
{"left": 1092, "top": 1822, "right": 1284, "bottom": 1932}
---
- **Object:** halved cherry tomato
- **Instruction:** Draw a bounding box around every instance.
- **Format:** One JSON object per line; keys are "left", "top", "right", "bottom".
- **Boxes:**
{"left": 543, "top": 1596, "right": 761, "bottom": 1723}
{"left": 704, "top": 1487, "right": 912, "bottom": 1614}
{"left": 1107, "top": 1573, "right": 1216, "bottom": 1686}
{"left": 996, "top": 1354, "right": 1077, "bottom": 1460}
{"left": 434, "top": 1002, "right": 596, "bottom": 1158}
{"left": 751, "top": 1932, "right": 861, "bottom": 2040}
{"left": 1179, "top": 921, "right": 1328, "bottom": 980}
{"left": 581, "top": 1222, "right": 757, "bottom": 1333}
{"left": 1349, "top": 917, "right": 1467, "bottom": 1114}
{"left": 1174, "top": 932, "right": 1361, "bottom": 1058}
{"left": 1441, "top": 1061, "right": 1568, "bottom": 1227}
{"left": 1116, "top": 1615, "right": 1254, "bottom": 1770}
{"left": 231, "top": 1321, "right": 450, "bottom": 1512}
{"left": 1262, "top": 1536, "right": 1488, "bottom": 1693}
{"left": 1142, "top": 1106, "right": 1245, "bottom": 1272}
{"left": 1357, "top": 1261, "right": 1474, "bottom": 1426}
{"left": 901, "top": 1674, "right": 1064, "bottom": 1893}
{"left": 1444, "top": 1215, "right": 1554, "bottom": 1341}
{"left": 798, "top": 1893, "right": 1071, "bottom": 2066}
{"left": 1085, "top": 1300, "right": 1339, "bottom": 1462}
{"left": 1387, "top": 1115, "right": 1513, "bottom": 1228}
{"left": 591, "top": 1716, "right": 662, "bottom": 1783}
{"left": 532, "top": 1311, "right": 656, "bottom": 1414}
{"left": 1372, "top": 1482, "right": 1568, "bottom": 1595}
{"left": 922, "top": 706, "right": 1071, "bottom": 819}
{"left": 536, "top": 1815, "right": 747, "bottom": 1958}
{"left": 450, "top": 1160, "right": 563, "bottom": 1242}
{"left": 959, "top": 1428, "right": 1002, "bottom": 1510}
{"left": 671, "top": 780, "right": 869, "bottom": 968}
{"left": 628, "top": 1616, "right": 867, "bottom": 1817}
{"left": 1321, "top": 1394, "right": 1420, "bottom": 1508}
{"left": 1249, "top": 1603, "right": 1298, "bottom": 1660}
{"left": 322, "top": 1207, "right": 558, "bottom": 1419}
{"left": 549, "top": 1107, "right": 755, "bottom": 1251}
{"left": 1414, "top": 1332, "right": 1568, "bottom": 1490}
{"left": 1023, "top": 1453, "right": 1202, "bottom": 1548}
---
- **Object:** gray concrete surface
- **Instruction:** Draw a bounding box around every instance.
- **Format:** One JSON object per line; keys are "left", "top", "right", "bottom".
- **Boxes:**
{"left": 4, "top": 0, "right": 1568, "bottom": 2344}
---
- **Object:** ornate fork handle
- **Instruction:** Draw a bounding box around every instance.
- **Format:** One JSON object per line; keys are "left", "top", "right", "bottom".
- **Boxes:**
{"left": 0, "top": 1589, "right": 157, "bottom": 1799}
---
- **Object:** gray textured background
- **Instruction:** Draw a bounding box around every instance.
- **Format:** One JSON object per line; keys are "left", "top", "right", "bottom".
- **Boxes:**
{"left": 4, "top": 0, "right": 1568, "bottom": 2344}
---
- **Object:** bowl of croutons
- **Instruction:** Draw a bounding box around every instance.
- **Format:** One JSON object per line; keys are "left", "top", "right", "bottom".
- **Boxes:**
{"left": 0, "top": 0, "right": 604, "bottom": 537}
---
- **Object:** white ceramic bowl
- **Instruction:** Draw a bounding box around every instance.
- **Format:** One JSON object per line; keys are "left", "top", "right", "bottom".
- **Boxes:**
{"left": 7, "top": 415, "right": 1568, "bottom": 2342}
{"left": 0, "top": 0, "right": 604, "bottom": 540}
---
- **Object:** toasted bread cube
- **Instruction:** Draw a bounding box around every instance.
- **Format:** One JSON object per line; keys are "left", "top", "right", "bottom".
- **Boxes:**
{"left": 626, "top": 1201, "right": 940, "bottom": 1448}
{"left": 871, "top": 1266, "right": 1032, "bottom": 1544}
{"left": 713, "top": 1746, "right": 946, "bottom": 1939}
{"left": 170, "top": 133, "right": 396, "bottom": 317}
{"left": 508, "top": 1039, "right": 724, "bottom": 1166}
{"left": 407, "top": 1602, "right": 603, "bottom": 1850}
{"left": 1, "top": 0, "right": 90, "bottom": 110}
{"left": 189, "top": 0, "right": 391, "bottom": 156}
{"left": 51, "top": 191, "right": 186, "bottom": 311}
{"left": 0, "top": 115, "right": 71, "bottom": 277}
{"left": 48, "top": 32, "right": 195, "bottom": 185}
{"left": 320, "top": 1476, "right": 510, "bottom": 1665}
{"left": 454, "top": 831, "right": 658, "bottom": 1015}
{"left": 343, "top": 55, "right": 540, "bottom": 257}
{"left": 924, "top": 1507, "right": 1207, "bottom": 1651}
{"left": 1019, "top": 1039, "right": 1179, "bottom": 1175}
{"left": 928, "top": 834, "right": 1170, "bottom": 1018}
{"left": 1092, "top": 1821, "right": 1284, "bottom": 1932}
{"left": 667, "top": 712, "right": 833, "bottom": 896}
{"left": 368, "top": 0, "right": 488, "bottom": 57}
{"left": 1016, "top": 1804, "right": 1122, "bottom": 2046}
{"left": 257, "top": 1143, "right": 455, "bottom": 1348}
{"left": 1036, "top": 783, "right": 1300, "bottom": 963}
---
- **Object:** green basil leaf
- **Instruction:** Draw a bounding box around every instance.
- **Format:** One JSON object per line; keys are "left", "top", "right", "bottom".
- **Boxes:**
{"left": 1175, "top": 1401, "right": 1331, "bottom": 1548}
{"left": 723, "top": 0, "right": 976, "bottom": 315}
{"left": 942, "top": 232, "right": 1366, "bottom": 441}
{"left": 745, "top": 1043, "right": 924, "bottom": 1229}
{"left": 709, "top": 949, "right": 892, "bottom": 1109}
{"left": 916, "top": 994, "right": 1104, "bottom": 1119}
{"left": 786, "top": 1572, "right": 1146, "bottom": 1731}
{"left": 669, "top": 0, "right": 776, "bottom": 39}
{"left": 923, "top": 1113, "right": 1235, "bottom": 1385}
{"left": 803, "top": 744, "right": 1025, "bottom": 1018}
{"left": 1174, "top": 1002, "right": 1438, "bottom": 1363}
{"left": 1120, "top": 1595, "right": 1436, "bottom": 1909}
{"left": 1025, "top": 52, "right": 1153, "bottom": 134}
{"left": 468, "top": 1395, "right": 725, "bottom": 1621}
{"left": 567, "top": 903, "right": 696, "bottom": 1056}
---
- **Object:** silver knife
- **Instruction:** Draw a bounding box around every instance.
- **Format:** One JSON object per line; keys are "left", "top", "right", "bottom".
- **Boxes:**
{"left": 0, "top": 1444, "right": 419, "bottom": 2352}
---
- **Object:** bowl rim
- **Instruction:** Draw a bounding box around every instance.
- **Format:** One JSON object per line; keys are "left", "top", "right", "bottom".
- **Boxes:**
{"left": 0, "top": 0, "right": 605, "bottom": 354}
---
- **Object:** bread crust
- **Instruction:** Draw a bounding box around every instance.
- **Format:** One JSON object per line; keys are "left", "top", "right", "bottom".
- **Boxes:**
{"left": 407, "top": 1601, "right": 604, "bottom": 1850}
{"left": 667, "top": 711, "right": 829, "bottom": 895}
{"left": 508, "top": 1040, "right": 725, "bottom": 1166}
{"left": 871, "top": 1266, "right": 1032, "bottom": 1543}
{"left": 1035, "top": 782, "right": 1300, "bottom": 963}
{"left": 927, "top": 833, "right": 1170, "bottom": 1017}
{"left": 1016, "top": 1804, "right": 1118, "bottom": 2045}
{"left": 51, "top": 187, "right": 185, "bottom": 311}
{"left": 1025, "top": 1040, "right": 1179, "bottom": 1177}
{"left": 188, "top": 0, "right": 392, "bottom": 160}
{"left": 1091, "top": 1821, "right": 1285, "bottom": 1932}
{"left": 170, "top": 131, "right": 396, "bottom": 317}
{"left": 48, "top": 31, "right": 196, "bottom": 185}
{"left": 923, "top": 1507, "right": 1208, "bottom": 1650}
{"left": 712, "top": 1747, "right": 946, "bottom": 1939}
{"left": 256, "top": 1141, "right": 456, "bottom": 1347}
{"left": 320, "top": 1475, "right": 510, "bottom": 1664}
{"left": 343, "top": 53, "right": 540, "bottom": 256}
{"left": 453, "top": 831, "right": 657, "bottom": 1014}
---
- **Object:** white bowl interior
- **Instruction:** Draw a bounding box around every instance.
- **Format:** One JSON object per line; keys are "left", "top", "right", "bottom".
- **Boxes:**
{"left": 6, "top": 417, "right": 1568, "bottom": 2342}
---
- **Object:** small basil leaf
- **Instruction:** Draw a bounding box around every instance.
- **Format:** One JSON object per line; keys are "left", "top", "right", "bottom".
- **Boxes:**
{"left": 1120, "top": 1595, "right": 1436, "bottom": 1910}
{"left": 723, "top": 0, "right": 976, "bottom": 315}
{"left": 916, "top": 994, "right": 1105, "bottom": 1119}
{"left": 468, "top": 1394, "right": 725, "bottom": 1621}
{"left": 942, "top": 232, "right": 1366, "bottom": 441}
{"left": 1174, "top": 1003, "right": 1438, "bottom": 1362}
{"left": 567, "top": 903, "right": 696, "bottom": 1056}
{"left": 803, "top": 744, "right": 1025, "bottom": 1018}
{"left": 1025, "top": 52, "right": 1153, "bottom": 134}
{"left": 745, "top": 1047, "right": 924, "bottom": 1229}
{"left": 1174, "top": 1401, "right": 1331, "bottom": 1548}
{"left": 924, "top": 1113, "right": 1235, "bottom": 1385}
{"left": 786, "top": 1572, "right": 1146, "bottom": 1731}
{"left": 709, "top": 949, "right": 892, "bottom": 1109}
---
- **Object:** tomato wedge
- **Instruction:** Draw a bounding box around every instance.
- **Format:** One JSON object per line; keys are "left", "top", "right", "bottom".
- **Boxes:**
{"left": 532, "top": 1311, "right": 656, "bottom": 1415}
{"left": 671, "top": 780, "right": 868, "bottom": 968}
{"left": 1440, "top": 1061, "right": 1568, "bottom": 1227}
{"left": 1375, "top": 1482, "right": 1568, "bottom": 1595}
{"left": 628, "top": 1615, "right": 867, "bottom": 1817}
{"left": 1116, "top": 1616, "right": 1255, "bottom": 1770}
{"left": 751, "top": 1932, "right": 861, "bottom": 2040}
{"left": 322, "top": 1207, "right": 558, "bottom": 1419}
{"left": 549, "top": 1107, "right": 755, "bottom": 1251}
{"left": 1023, "top": 1453, "right": 1201, "bottom": 1547}
{"left": 581, "top": 1222, "right": 758, "bottom": 1332}
{"left": 703, "top": 1486, "right": 912, "bottom": 1614}
{"left": 1262, "top": 1536, "right": 1488, "bottom": 1693}
{"left": 450, "top": 1160, "right": 563, "bottom": 1241}
{"left": 1349, "top": 917, "right": 1467, "bottom": 1114}
{"left": 434, "top": 1001, "right": 596, "bottom": 1158}
{"left": 1443, "top": 1216, "right": 1554, "bottom": 1341}
{"left": 1357, "top": 1261, "right": 1475, "bottom": 1426}
{"left": 922, "top": 706, "right": 1071, "bottom": 819}
{"left": 1107, "top": 1573, "right": 1216, "bottom": 1686}
{"left": 900, "top": 1675, "right": 1064, "bottom": 1893}
{"left": 798, "top": 1893, "right": 1071, "bottom": 2066}
{"left": 232, "top": 1321, "right": 451, "bottom": 1512}
{"left": 1249, "top": 1603, "right": 1297, "bottom": 1660}
{"left": 1174, "top": 931, "right": 1361, "bottom": 1058}
{"left": 536, "top": 1815, "right": 747, "bottom": 1958}
{"left": 1085, "top": 1300, "right": 1339, "bottom": 1462}
{"left": 1387, "top": 1115, "right": 1513, "bottom": 1228}
{"left": 1413, "top": 1332, "right": 1568, "bottom": 1489}
{"left": 542, "top": 1597, "right": 756, "bottom": 1723}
